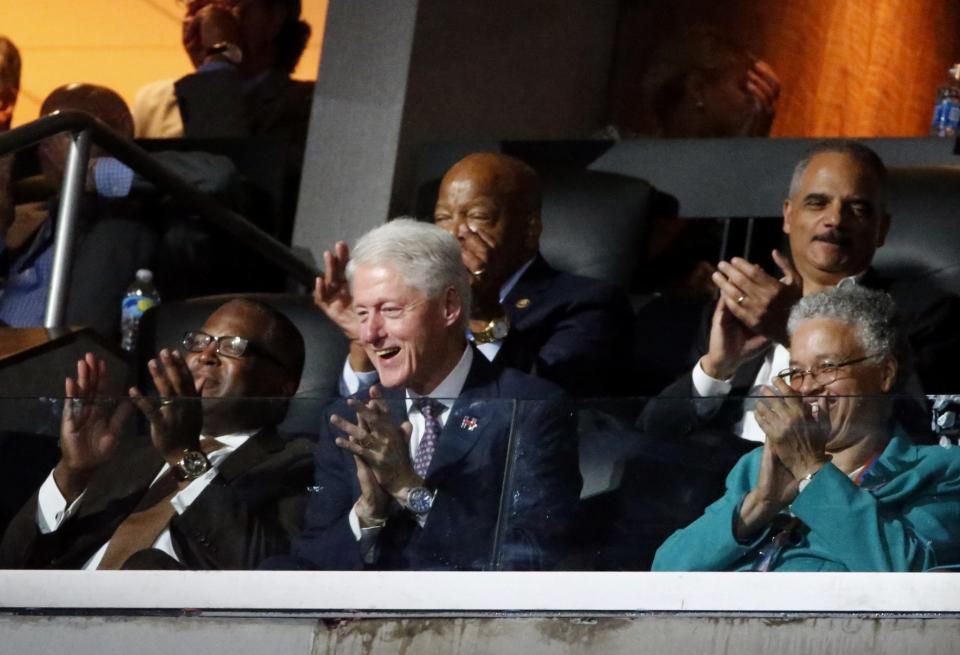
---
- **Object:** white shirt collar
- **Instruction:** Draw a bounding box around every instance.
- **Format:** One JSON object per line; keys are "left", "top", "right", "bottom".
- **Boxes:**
{"left": 199, "top": 430, "right": 259, "bottom": 448}
{"left": 837, "top": 270, "right": 867, "bottom": 289}
{"left": 499, "top": 257, "right": 536, "bottom": 304}
{"left": 406, "top": 345, "right": 473, "bottom": 410}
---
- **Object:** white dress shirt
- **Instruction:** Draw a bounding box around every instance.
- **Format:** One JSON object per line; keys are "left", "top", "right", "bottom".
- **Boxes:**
{"left": 35, "top": 432, "right": 254, "bottom": 570}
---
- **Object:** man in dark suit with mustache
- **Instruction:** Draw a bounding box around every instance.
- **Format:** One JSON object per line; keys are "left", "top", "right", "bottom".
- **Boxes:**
{"left": 1, "top": 299, "right": 313, "bottom": 570}
{"left": 279, "top": 219, "right": 581, "bottom": 570}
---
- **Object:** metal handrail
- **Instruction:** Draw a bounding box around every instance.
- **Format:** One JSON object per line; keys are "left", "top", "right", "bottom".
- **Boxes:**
{"left": 0, "top": 111, "right": 319, "bottom": 327}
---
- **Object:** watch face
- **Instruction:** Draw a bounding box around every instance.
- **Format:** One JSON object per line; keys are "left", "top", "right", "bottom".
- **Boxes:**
{"left": 181, "top": 451, "right": 209, "bottom": 477}
{"left": 407, "top": 487, "right": 434, "bottom": 515}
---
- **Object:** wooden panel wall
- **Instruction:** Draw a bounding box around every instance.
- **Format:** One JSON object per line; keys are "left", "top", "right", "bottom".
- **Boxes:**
{"left": 612, "top": 0, "right": 960, "bottom": 136}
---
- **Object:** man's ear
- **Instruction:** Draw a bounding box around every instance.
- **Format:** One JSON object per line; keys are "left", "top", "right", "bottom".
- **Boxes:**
{"left": 880, "top": 356, "right": 897, "bottom": 393}
{"left": 782, "top": 199, "right": 793, "bottom": 235}
{"left": 280, "top": 378, "right": 298, "bottom": 397}
{"left": 443, "top": 286, "right": 462, "bottom": 328}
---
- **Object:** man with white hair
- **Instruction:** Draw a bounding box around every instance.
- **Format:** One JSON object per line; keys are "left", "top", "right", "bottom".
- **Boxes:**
{"left": 284, "top": 219, "right": 581, "bottom": 570}
{"left": 653, "top": 285, "right": 960, "bottom": 571}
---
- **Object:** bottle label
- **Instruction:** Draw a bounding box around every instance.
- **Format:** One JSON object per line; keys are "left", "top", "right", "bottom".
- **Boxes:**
{"left": 932, "top": 98, "right": 960, "bottom": 135}
{"left": 122, "top": 294, "right": 158, "bottom": 320}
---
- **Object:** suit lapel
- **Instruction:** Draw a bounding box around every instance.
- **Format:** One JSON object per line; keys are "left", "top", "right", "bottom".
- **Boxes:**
{"left": 216, "top": 427, "right": 284, "bottom": 483}
{"left": 426, "top": 354, "right": 500, "bottom": 478}
{"left": 503, "top": 254, "right": 553, "bottom": 329}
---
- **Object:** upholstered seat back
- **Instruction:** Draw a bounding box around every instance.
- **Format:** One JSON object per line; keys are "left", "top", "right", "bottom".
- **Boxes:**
{"left": 872, "top": 166, "right": 960, "bottom": 312}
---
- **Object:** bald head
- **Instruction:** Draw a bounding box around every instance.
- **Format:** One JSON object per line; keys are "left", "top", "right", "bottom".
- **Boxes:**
{"left": 434, "top": 153, "right": 543, "bottom": 289}
{"left": 40, "top": 83, "right": 134, "bottom": 137}
{"left": 441, "top": 153, "right": 542, "bottom": 218}
{"left": 38, "top": 84, "right": 134, "bottom": 184}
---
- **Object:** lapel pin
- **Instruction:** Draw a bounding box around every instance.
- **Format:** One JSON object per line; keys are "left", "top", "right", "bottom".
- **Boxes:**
{"left": 460, "top": 416, "right": 479, "bottom": 431}
{"left": 515, "top": 298, "right": 531, "bottom": 309}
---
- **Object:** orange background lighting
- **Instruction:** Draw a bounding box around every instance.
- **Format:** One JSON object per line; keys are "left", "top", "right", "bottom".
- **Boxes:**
{"left": 2, "top": 0, "right": 328, "bottom": 128}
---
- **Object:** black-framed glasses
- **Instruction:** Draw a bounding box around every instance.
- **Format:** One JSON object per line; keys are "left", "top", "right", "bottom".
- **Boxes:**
{"left": 775, "top": 352, "right": 883, "bottom": 389}
{"left": 182, "top": 330, "right": 276, "bottom": 362}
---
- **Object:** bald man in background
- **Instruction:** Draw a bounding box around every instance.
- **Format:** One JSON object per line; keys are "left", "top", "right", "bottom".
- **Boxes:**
{"left": 316, "top": 153, "right": 635, "bottom": 398}
{"left": 0, "top": 84, "right": 158, "bottom": 338}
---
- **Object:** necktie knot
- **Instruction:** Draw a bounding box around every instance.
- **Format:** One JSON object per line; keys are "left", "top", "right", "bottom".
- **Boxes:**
{"left": 414, "top": 398, "right": 444, "bottom": 420}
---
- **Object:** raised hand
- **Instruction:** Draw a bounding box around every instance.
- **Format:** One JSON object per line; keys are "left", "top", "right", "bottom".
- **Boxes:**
{"left": 128, "top": 349, "right": 203, "bottom": 464}
{"left": 755, "top": 377, "right": 831, "bottom": 480}
{"left": 712, "top": 249, "right": 802, "bottom": 345}
{"left": 331, "top": 385, "right": 421, "bottom": 502}
{"left": 735, "top": 440, "right": 798, "bottom": 541}
{"left": 743, "top": 59, "right": 781, "bottom": 137}
{"left": 182, "top": 0, "right": 240, "bottom": 68}
{"left": 352, "top": 455, "right": 390, "bottom": 527}
{"left": 54, "top": 353, "right": 134, "bottom": 502}
{"left": 314, "top": 241, "right": 358, "bottom": 340}
{"left": 700, "top": 294, "right": 770, "bottom": 381}
{"left": 454, "top": 226, "right": 505, "bottom": 319}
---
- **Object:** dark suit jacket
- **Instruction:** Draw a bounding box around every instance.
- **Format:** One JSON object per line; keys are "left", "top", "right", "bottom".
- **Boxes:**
{"left": 487, "top": 254, "right": 634, "bottom": 397}
{"left": 289, "top": 353, "right": 582, "bottom": 571}
{"left": 641, "top": 269, "right": 959, "bottom": 442}
{"left": 0, "top": 428, "right": 313, "bottom": 570}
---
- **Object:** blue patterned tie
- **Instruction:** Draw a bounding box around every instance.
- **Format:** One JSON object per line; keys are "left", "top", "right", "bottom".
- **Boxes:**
{"left": 413, "top": 399, "right": 444, "bottom": 478}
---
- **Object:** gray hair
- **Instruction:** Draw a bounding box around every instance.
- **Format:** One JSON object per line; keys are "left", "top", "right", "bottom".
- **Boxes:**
{"left": 787, "top": 285, "right": 899, "bottom": 358}
{"left": 787, "top": 140, "right": 888, "bottom": 204}
{"left": 346, "top": 218, "right": 471, "bottom": 327}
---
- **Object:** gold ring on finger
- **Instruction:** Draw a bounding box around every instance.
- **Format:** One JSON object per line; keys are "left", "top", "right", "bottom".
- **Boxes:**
{"left": 471, "top": 268, "right": 486, "bottom": 279}
{"left": 160, "top": 398, "right": 175, "bottom": 407}
{"left": 736, "top": 294, "right": 746, "bottom": 305}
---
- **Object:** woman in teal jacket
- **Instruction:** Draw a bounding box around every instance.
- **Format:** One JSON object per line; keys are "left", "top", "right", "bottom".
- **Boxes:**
{"left": 653, "top": 286, "right": 960, "bottom": 572}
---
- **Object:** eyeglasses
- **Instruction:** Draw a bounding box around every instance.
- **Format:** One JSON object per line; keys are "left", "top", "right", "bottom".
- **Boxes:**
{"left": 775, "top": 353, "right": 883, "bottom": 389}
{"left": 182, "top": 330, "right": 273, "bottom": 361}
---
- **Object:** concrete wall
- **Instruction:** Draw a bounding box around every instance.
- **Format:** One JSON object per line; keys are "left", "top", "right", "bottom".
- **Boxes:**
{"left": 3, "top": 615, "right": 959, "bottom": 655}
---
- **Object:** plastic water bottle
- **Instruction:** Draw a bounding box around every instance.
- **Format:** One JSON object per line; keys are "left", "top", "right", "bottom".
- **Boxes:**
{"left": 930, "top": 64, "right": 960, "bottom": 137}
{"left": 120, "top": 269, "right": 160, "bottom": 352}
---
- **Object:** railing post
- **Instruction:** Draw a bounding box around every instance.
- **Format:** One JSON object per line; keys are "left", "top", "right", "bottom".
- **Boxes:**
{"left": 43, "top": 129, "right": 92, "bottom": 328}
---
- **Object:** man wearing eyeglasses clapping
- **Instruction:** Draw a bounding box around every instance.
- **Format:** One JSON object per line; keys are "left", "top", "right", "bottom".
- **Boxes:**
{"left": 0, "top": 299, "right": 313, "bottom": 570}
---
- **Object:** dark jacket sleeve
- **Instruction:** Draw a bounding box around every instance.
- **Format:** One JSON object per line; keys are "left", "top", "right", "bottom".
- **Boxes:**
{"left": 286, "top": 418, "right": 366, "bottom": 570}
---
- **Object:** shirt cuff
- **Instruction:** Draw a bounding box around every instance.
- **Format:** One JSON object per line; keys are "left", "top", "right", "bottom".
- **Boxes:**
{"left": 692, "top": 357, "right": 734, "bottom": 397}
{"left": 341, "top": 358, "right": 379, "bottom": 396}
{"left": 349, "top": 507, "right": 384, "bottom": 564}
{"left": 93, "top": 158, "right": 135, "bottom": 198}
{"left": 35, "top": 470, "right": 86, "bottom": 534}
